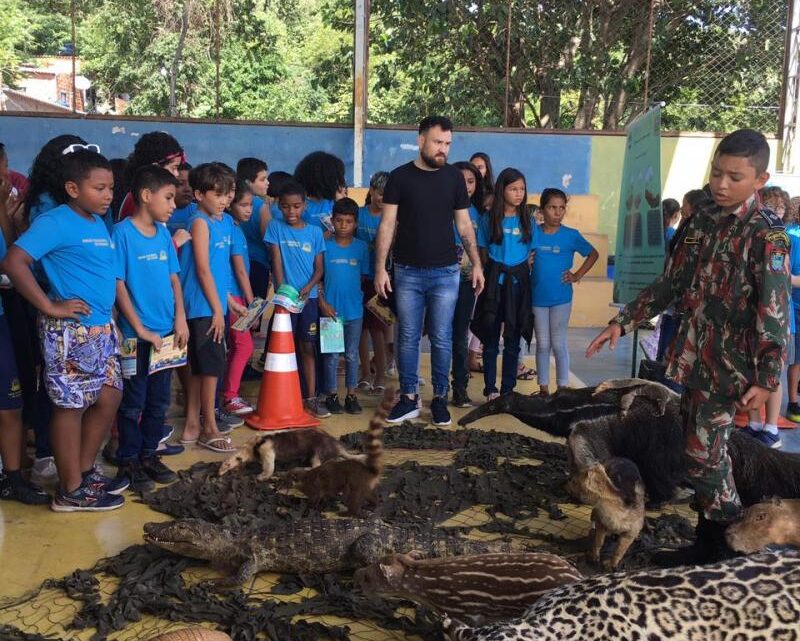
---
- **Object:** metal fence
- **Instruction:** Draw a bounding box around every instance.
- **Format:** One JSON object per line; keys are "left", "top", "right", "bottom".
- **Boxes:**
{"left": 8, "top": 0, "right": 790, "bottom": 133}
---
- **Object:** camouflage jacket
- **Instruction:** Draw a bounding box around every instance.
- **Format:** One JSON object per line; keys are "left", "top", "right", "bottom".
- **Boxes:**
{"left": 614, "top": 197, "right": 790, "bottom": 398}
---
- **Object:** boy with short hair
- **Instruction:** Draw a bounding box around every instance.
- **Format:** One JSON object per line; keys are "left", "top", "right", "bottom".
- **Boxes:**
{"left": 264, "top": 180, "right": 328, "bottom": 418}
{"left": 112, "top": 166, "right": 189, "bottom": 492}
{"left": 2, "top": 149, "right": 129, "bottom": 511}
{"left": 319, "top": 198, "right": 370, "bottom": 414}
{"left": 179, "top": 163, "right": 239, "bottom": 452}
{"left": 587, "top": 129, "right": 790, "bottom": 564}
{"left": 166, "top": 162, "right": 195, "bottom": 235}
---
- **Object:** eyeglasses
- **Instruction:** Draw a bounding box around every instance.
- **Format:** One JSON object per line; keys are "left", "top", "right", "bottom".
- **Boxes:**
{"left": 61, "top": 143, "right": 101, "bottom": 155}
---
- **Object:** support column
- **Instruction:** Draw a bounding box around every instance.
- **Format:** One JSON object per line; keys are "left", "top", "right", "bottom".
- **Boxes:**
{"left": 353, "top": 0, "right": 369, "bottom": 187}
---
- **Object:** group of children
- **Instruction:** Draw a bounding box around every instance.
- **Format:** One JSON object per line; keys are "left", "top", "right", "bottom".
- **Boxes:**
{"left": 4, "top": 125, "right": 716, "bottom": 513}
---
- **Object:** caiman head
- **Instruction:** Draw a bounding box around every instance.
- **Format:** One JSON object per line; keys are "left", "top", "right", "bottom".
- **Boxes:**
{"left": 143, "top": 519, "right": 236, "bottom": 561}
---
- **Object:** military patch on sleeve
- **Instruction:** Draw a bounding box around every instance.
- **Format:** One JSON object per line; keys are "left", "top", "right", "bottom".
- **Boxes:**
{"left": 770, "top": 250, "right": 787, "bottom": 272}
{"left": 683, "top": 234, "right": 701, "bottom": 244}
{"left": 765, "top": 229, "right": 790, "bottom": 246}
{"left": 760, "top": 208, "right": 786, "bottom": 229}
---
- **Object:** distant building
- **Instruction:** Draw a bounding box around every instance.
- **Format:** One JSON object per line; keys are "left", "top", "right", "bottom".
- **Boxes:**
{"left": 2, "top": 56, "right": 94, "bottom": 113}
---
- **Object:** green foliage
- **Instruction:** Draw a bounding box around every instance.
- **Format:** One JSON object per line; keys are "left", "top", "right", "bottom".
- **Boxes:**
{"left": 6, "top": 0, "right": 788, "bottom": 132}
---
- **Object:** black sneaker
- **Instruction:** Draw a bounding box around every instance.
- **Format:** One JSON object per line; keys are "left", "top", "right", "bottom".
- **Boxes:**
{"left": 304, "top": 397, "right": 332, "bottom": 419}
{"left": 387, "top": 394, "right": 421, "bottom": 423}
{"left": 451, "top": 388, "right": 472, "bottom": 408}
{"left": 325, "top": 394, "right": 344, "bottom": 414}
{"left": 51, "top": 483, "right": 124, "bottom": 512}
{"left": 787, "top": 402, "right": 800, "bottom": 423}
{"left": 215, "top": 407, "right": 244, "bottom": 429}
{"left": 116, "top": 461, "right": 155, "bottom": 493}
{"left": 82, "top": 467, "right": 130, "bottom": 495}
{"left": 344, "top": 394, "right": 362, "bottom": 414}
{"left": 140, "top": 455, "right": 177, "bottom": 484}
{"left": 0, "top": 473, "right": 50, "bottom": 505}
{"left": 430, "top": 396, "right": 452, "bottom": 426}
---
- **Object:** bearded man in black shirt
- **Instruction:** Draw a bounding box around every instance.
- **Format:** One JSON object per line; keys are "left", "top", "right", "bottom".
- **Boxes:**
{"left": 374, "top": 116, "right": 484, "bottom": 426}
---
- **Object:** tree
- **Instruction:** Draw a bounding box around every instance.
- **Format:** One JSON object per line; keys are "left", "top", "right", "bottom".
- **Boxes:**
{"left": 0, "top": 0, "right": 32, "bottom": 86}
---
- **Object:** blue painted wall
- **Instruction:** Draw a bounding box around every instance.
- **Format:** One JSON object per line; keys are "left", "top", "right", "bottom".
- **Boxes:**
{"left": 0, "top": 114, "right": 591, "bottom": 194}
{"left": 364, "top": 129, "right": 592, "bottom": 194}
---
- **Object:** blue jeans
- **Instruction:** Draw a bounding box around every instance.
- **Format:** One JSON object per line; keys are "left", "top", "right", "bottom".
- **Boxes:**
{"left": 533, "top": 302, "right": 572, "bottom": 387}
{"left": 451, "top": 278, "right": 476, "bottom": 393}
{"left": 117, "top": 339, "right": 173, "bottom": 462}
{"left": 483, "top": 281, "right": 522, "bottom": 396}
{"left": 394, "top": 263, "right": 460, "bottom": 397}
{"left": 323, "top": 318, "right": 363, "bottom": 394}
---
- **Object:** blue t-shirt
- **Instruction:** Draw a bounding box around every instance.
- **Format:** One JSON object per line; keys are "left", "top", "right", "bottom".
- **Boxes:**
{"left": 357, "top": 206, "right": 382, "bottom": 278}
{"left": 113, "top": 218, "right": 180, "bottom": 338}
{"left": 231, "top": 223, "right": 251, "bottom": 299}
{"left": 303, "top": 198, "right": 334, "bottom": 232}
{"left": 0, "top": 233, "right": 6, "bottom": 316}
{"left": 180, "top": 212, "right": 235, "bottom": 319}
{"left": 323, "top": 238, "right": 369, "bottom": 321}
{"left": 665, "top": 226, "right": 676, "bottom": 244}
{"left": 787, "top": 224, "right": 800, "bottom": 334}
{"left": 270, "top": 201, "right": 284, "bottom": 222}
{"left": 454, "top": 204, "right": 481, "bottom": 245}
{"left": 477, "top": 215, "right": 531, "bottom": 268}
{"left": 240, "top": 196, "right": 270, "bottom": 266}
{"left": 530, "top": 224, "right": 594, "bottom": 308}
{"left": 15, "top": 204, "right": 116, "bottom": 325}
{"left": 264, "top": 220, "right": 325, "bottom": 299}
{"left": 167, "top": 202, "right": 197, "bottom": 234}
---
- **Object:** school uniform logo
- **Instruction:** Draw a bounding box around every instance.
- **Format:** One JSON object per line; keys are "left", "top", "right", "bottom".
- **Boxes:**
{"left": 770, "top": 251, "right": 786, "bottom": 272}
{"left": 512, "top": 228, "right": 520, "bottom": 236}
{"left": 159, "top": 250, "right": 168, "bottom": 261}
{"left": 349, "top": 259, "right": 358, "bottom": 266}
{"left": 302, "top": 243, "right": 312, "bottom": 253}
{"left": 8, "top": 377, "right": 21, "bottom": 399}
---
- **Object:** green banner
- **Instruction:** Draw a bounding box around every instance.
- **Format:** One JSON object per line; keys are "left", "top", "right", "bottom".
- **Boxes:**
{"left": 613, "top": 106, "right": 664, "bottom": 305}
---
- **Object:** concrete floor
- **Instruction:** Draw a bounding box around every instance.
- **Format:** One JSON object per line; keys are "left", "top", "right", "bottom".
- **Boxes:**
{"left": 0, "top": 325, "right": 797, "bottom": 638}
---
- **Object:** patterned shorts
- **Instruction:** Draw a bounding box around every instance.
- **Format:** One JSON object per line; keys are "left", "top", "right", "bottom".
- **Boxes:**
{"left": 39, "top": 316, "right": 122, "bottom": 409}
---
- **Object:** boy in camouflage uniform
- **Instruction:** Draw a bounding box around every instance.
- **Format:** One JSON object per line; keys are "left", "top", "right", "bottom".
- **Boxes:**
{"left": 587, "top": 129, "right": 790, "bottom": 565}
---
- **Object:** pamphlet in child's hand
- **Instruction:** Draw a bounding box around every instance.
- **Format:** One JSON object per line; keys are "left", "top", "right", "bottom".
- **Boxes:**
{"left": 120, "top": 338, "right": 138, "bottom": 379}
{"left": 149, "top": 334, "right": 188, "bottom": 375}
{"left": 320, "top": 317, "right": 345, "bottom": 354}
{"left": 232, "top": 297, "right": 270, "bottom": 331}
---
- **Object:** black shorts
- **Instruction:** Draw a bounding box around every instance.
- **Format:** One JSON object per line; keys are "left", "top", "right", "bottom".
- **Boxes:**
{"left": 188, "top": 317, "right": 227, "bottom": 378}
{"left": 0, "top": 315, "right": 22, "bottom": 411}
{"left": 292, "top": 298, "right": 320, "bottom": 344}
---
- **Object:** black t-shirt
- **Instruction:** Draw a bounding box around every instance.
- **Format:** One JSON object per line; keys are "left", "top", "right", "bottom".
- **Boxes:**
{"left": 382, "top": 161, "right": 470, "bottom": 268}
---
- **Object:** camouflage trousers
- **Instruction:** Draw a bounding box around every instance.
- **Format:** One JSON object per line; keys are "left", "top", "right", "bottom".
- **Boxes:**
{"left": 680, "top": 388, "right": 743, "bottom": 523}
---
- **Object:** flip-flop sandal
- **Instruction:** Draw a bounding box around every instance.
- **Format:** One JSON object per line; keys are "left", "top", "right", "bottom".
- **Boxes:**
{"left": 356, "top": 379, "right": 373, "bottom": 392}
{"left": 368, "top": 384, "right": 386, "bottom": 396}
{"left": 197, "top": 436, "right": 235, "bottom": 453}
{"left": 517, "top": 366, "right": 536, "bottom": 381}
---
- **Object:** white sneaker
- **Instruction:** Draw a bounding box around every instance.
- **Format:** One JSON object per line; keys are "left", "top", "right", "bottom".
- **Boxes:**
{"left": 31, "top": 456, "right": 58, "bottom": 485}
{"left": 385, "top": 361, "right": 398, "bottom": 378}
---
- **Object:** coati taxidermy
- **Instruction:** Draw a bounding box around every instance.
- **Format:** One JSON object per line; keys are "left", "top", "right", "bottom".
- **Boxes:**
{"left": 288, "top": 388, "right": 392, "bottom": 516}
{"left": 217, "top": 428, "right": 365, "bottom": 481}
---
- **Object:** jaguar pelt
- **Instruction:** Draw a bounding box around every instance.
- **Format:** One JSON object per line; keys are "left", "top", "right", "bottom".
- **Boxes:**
{"left": 445, "top": 550, "right": 800, "bottom": 641}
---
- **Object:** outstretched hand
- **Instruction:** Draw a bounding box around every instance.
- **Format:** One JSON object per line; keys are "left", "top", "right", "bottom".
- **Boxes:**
{"left": 735, "top": 385, "right": 771, "bottom": 412}
{"left": 585, "top": 323, "right": 622, "bottom": 358}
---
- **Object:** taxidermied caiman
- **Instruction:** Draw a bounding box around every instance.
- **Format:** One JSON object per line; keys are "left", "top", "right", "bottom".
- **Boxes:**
{"left": 143, "top": 518, "right": 518, "bottom": 586}
{"left": 457, "top": 380, "right": 679, "bottom": 436}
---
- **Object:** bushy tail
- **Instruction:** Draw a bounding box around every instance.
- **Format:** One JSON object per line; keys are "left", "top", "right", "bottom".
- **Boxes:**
{"left": 364, "top": 388, "right": 393, "bottom": 475}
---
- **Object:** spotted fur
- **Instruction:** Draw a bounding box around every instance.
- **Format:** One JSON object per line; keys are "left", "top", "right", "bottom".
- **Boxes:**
{"left": 445, "top": 550, "right": 800, "bottom": 640}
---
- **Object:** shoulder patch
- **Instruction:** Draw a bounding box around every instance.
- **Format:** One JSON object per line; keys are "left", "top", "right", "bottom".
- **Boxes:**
{"left": 765, "top": 230, "right": 790, "bottom": 246}
{"left": 759, "top": 207, "right": 785, "bottom": 229}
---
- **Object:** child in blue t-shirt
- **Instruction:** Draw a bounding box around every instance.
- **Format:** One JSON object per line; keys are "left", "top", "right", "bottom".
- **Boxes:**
{"left": 319, "top": 198, "right": 370, "bottom": 414}
{"left": 113, "top": 166, "right": 188, "bottom": 491}
{"left": 356, "top": 171, "right": 391, "bottom": 394}
{"left": 179, "top": 163, "right": 241, "bottom": 452}
{"left": 0, "top": 210, "right": 50, "bottom": 505}
{"left": 236, "top": 157, "right": 273, "bottom": 298}
{"left": 222, "top": 179, "right": 257, "bottom": 416}
{"left": 264, "top": 181, "right": 327, "bottom": 417}
{"left": 450, "top": 161, "right": 484, "bottom": 407}
{"left": 166, "top": 162, "right": 195, "bottom": 235}
{"left": 472, "top": 168, "right": 534, "bottom": 400}
{"left": 530, "top": 188, "right": 598, "bottom": 394}
{"left": 294, "top": 151, "right": 347, "bottom": 235}
{"left": 3, "top": 149, "right": 127, "bottom": 511}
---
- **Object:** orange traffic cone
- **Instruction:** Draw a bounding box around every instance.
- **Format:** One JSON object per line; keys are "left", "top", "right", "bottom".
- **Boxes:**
{"left": 246, "top": 306, "right": 320, "bottom": 430}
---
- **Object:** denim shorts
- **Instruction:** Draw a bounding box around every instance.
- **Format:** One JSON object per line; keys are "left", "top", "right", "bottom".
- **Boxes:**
{"left": 39, "top": 316, "right": 122, "bottom": 409}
